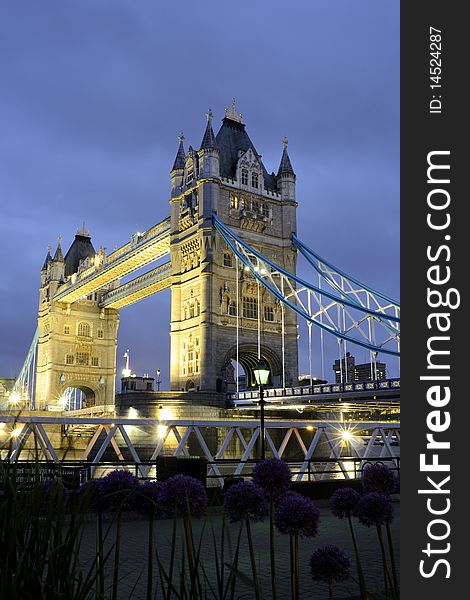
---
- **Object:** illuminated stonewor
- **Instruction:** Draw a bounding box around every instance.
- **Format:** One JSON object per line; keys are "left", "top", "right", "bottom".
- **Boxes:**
{"left": 169, "top": 104, "right": 298, "bottom": 393}
{"left": 33, "top": 101, "right": 300, "bottom": 408}
{"left": 35, "top": 229, "right": 120, "bottom": 408}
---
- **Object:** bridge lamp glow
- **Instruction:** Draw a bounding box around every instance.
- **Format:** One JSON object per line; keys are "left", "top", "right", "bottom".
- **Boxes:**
{"left": 58, "top": 395, "right": 68, "bottom": 409}
{"left": 9, "top": 392, "right": 21, "bottom": 405}
{"left": 10, "top": 426, "right": 24, "bottom": 439}
{"left": 128, "top": 407, "right": 139, "bottom": 420}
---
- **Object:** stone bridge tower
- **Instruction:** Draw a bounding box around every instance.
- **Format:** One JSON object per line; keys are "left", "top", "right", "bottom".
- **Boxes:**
{"left": 169, "top": 102, "right": 298, "bottom": 393}
{"left": 35, "top": 229, "right": 119, "bottom": 408}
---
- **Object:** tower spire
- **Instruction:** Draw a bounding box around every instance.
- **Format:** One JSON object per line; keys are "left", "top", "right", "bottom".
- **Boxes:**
{"left": 200, "top": 108, "right": 217, "bottom": 150}
{"left": 224, "top": 97, "right": 243, "bottom": 124}
{"left": 41, "top": 245, "right": 53, "bottom": 271}
{"left": 171, "top": 132, "right": 186, "bottom": 171}
{"left": 277, "top": 137, "right": 295, "bottom": 176}
{"left": 53, "top": 235, "right": 64, "bottom": 262}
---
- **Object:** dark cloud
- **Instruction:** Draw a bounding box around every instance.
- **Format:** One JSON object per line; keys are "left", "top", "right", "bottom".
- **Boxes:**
{"left": 0, "top": 0, "right": 399, "bottom": 384}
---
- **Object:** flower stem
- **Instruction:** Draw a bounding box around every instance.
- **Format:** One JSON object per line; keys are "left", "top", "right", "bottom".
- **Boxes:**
{"left": 386, "top": 523, "right": 399, "bottom": 599}
{"left": 269, "top": 494, "right": 278, "bottom": 600}
{"left": 246, "top": 518, "right": 261, "bottom": 600}
{"left": 147, "top": 511, "right": 154, "bottom": 600}
{"left": 376, "top": 524, "right": 396, "bottom": 600}
{"left": 294, "top": 533, "right": 300, "bottom": 600}
{"left": 328, "top": 578, "right": 334, "bottom": 600}
{"left": 347, "top": 515, "right": 368, "bottom": 599}
{"left": 112, "top": 510, "right": 122, "bottom": 600}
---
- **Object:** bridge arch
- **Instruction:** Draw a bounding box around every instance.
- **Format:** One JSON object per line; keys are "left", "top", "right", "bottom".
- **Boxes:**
{"left": 222, "top": 343, "right": 282, "bottom": 390}
{"left": 58, "top": 382, "right": 99, "bottom": 408}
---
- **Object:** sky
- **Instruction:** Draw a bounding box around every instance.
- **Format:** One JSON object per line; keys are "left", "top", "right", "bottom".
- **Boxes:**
{"left": 0, "top": 0, "right": 399, "bottom": 386}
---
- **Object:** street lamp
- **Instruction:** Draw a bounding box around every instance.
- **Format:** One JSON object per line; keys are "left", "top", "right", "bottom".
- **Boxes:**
{"left": 156, "top": 369, "right": 161, "bottom": 392}
{"left": 253, "top": 359, "right": 270, "bottom": 460}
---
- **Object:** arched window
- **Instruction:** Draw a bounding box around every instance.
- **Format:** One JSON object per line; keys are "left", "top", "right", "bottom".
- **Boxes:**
{"left": 243, "top": 297, "right": 258, "bottom": 319}
{"left": 63, "top": 325, "right": 70, "bottom": 335}
{"left": 264, "top": 305, "right": 275, "bottom": 322}
{"left": 252, "top": 172, "right": 259, "bottom": 189}
{"left": 241, "top": 169, "right": 248, "bottom": 186}
{"left": 223, "top": 253, "right": 233, "bottom": 268}
{"left": 77, "top": 322, "right": 91, "bottom": 337}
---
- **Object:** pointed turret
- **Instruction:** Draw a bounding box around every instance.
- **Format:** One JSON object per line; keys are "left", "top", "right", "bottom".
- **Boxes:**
{"left": 53, "top": 237, "right": 64, "bottom": 262}
{"left": 171, "top": 132, "right": 186, "bottom": 172}
{"left": 200, "top": 109, "right": 217, "bottom": 150}
{"left": 170, "top": 132, "right": 186, "bottom": 197}
{"left": 41, "top": 246, "right": 53, "bottom": 271}
{"left": 277, "top": 138, "right": 296, "bottom": 202}
{"left": 50, "top": 236, "right": 65, "bottom": 282}
{"left": 277, "top": 138, "right": 295, "bottom": 177}
{"left": 198, "top": 108, "right": 220, "bottom": 180}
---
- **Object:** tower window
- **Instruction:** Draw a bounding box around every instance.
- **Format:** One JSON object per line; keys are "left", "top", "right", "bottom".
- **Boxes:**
{"left": 252, "top": 172, "right": 259, "bottom": 189}
{"left": 241, "top": 169, "right": 248, "bottom": 186}
{"left": 230, "top": 193, "right": 239, "bottom": 209}
{"left": 77, "top": 322, "right": 91, "bottom": 337}
{"left": 242, "top": 297, "right": 258, "bottom": 320}
{"left": 63, "top": 325, "right": 70, "bottom": 335}
{"left": 76, "top": 352, "right": 89, "bottom": 366}
{"left": 223, "top": 253, "right": 233, "bottom": 268}
{"left": 228, "top": 301, "right": 237, "bottom": 316}
{"left": 91, "top": 357, "right": 99, "bottom": 367}
{"left": 65, "top": 354, "right": 74, "bottom": 365}
{"left": 264, "top": 306, "right": 275, "bottom": 322}
{"left": 97, "top": 329, "right": 104, "bottom": 339}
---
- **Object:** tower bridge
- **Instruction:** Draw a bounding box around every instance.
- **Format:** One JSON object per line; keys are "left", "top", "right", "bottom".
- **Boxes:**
{"left": 2, "top": 100, "right": 400, "bottom": 473}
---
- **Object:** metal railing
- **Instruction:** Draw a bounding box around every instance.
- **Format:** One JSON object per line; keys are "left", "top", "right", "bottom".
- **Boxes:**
{"left": 229, "top": 378, "right": 401, "bottom": 404}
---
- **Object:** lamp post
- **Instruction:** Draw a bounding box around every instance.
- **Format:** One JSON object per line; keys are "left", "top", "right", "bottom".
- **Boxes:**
{"left": 156, "top": 369, "right": 161, "bottom": 392}
{"left": 253, "top": 359, "right": 270, "bottom": 460}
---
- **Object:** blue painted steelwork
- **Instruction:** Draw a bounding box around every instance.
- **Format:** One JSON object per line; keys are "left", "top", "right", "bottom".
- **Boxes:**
{"left": 213, "top": 213, "right": 400, "bottom": 357}
{"left": 13, "top": 328, "right": 39, "bottom": 409}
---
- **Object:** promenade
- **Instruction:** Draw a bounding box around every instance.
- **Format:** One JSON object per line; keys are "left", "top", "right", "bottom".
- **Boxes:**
{"left": 80, "top": 499, "right": 400, "bottom": 600}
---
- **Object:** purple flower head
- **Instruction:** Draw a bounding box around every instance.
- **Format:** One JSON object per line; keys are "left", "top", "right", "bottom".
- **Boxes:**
{"left": 362, "top": 463, "right": 399, "bottom": 496}
{"left": 78, "top": 477, "right": 107, "bottom": 510}
{"left": 252, "top": 458, "right": 292, "bottom": 499}
{"left": 39, "top": 478, "right": 68, "bottom": 511}
{"left": 275, "top": 492, "right": 320, "bottom": 537}
{"left": 357, "top": 492, "right": 394, "bottom": 527}
{"left": 330, "top": 487, "right": 361, "bottom": 519}
{"left": 159, "top": 474, "right": 208, "bottom": 518}
{"left": 100, "top": 470, "right": 140, "bottom": 511}
{"left": 136, "top": 481, "right": 164, "bottom": 517}
{"left": 310, "top": 545, "right": 352, "bottom": 582}
{"left": 223, "top": 481, "right": 268, "bottom": 523}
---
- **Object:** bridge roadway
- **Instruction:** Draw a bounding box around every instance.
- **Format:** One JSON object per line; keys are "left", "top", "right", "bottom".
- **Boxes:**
{"left": 53, "top": 217, "right": 170, "bottom": 304}
{"left": 228, "top": 378, "right": 400, "bottom": 408}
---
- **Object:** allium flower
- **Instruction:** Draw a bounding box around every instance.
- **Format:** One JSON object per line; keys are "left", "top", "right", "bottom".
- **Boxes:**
{"left": 330, "top": 487, "right": 360, "bottom": 519}
{"left": 136, "top": 481, "right": 164, "bottom": 517}
{"left": 357, "top": 492, "right": 394, "bottom": 527}
{"left": 362, "top": 463, "right": 399, "bottom": 495}
{"left": 39, "top": 479, "right": 68, "bottom": 511}
{"left": 159, "top": 474, "right": 208, "bottom": 518}
{"left": 100, "top": 470, "right": 140, "bottom": 511}
{"left": 223, "top": 481, "right": 268, "bottom": 522}
{"left": 310, "top": 545, "right": 352, "bottom": 582}
{"left": 274, "top": 492, "right": 320, "bottom": 537}
{"left": 252, "top": 458, "right": 292, "bottom": 499}
{"left": 79, "top": 477, "right": 106, "bottom": 509}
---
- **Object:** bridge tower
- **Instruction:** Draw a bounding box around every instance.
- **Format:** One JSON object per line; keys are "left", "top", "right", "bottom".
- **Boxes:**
{"left": 35, "top": 228, "right": 119, "bottom": 408}
{"left": 169, "top": 102, "right": 298, "bottom": 393}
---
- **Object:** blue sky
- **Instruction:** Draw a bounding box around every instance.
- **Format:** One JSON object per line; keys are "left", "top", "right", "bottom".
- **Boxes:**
{"left": 0, "top": 0, "right": 399, "bottom": 385}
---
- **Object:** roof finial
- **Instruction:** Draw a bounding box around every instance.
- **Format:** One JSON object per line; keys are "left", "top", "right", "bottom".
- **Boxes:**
{"left": 57, "top": 234, "right": 62, "bottom": 246}
{"left": 178, "top": 131, "right": 185, "bottom": 144}
{"left": 224, "top": 98, "right": 244, "bottom": 123}
{"left": 205, "top": 108, "right": 213, "bottom": 123}
{"left": 47, "top": 244, "right": 51, "bottom": 254}
{"left": 282, "top": 137, "right": 289, "bottom": 149}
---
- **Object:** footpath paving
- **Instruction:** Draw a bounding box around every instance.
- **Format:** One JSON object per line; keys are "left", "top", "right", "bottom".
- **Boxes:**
{"left": 80, "top": 499, "right": 400, "bottom": 600}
